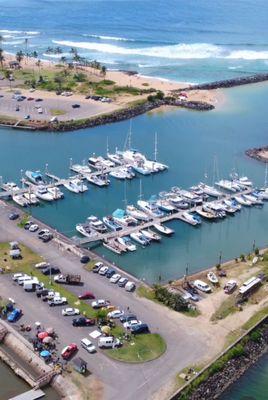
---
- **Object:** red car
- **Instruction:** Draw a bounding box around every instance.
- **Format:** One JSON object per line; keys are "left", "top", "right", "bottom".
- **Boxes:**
{"left": 61, "top": 343, "right": 78, "bottom": 360}
{"left": 78, "top": 291, "right": 95, "bottom": 300}
{"left": 27, "top": 97, "right": 34, "bottom": 101}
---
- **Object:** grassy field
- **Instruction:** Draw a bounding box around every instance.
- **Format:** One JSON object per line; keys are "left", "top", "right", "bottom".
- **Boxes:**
{"left": 107, "top": 333, "right": 166, "bottom": 363}
{"left": 211, "top": 294, "right": 238, "bottom": 321}
{"left": 50, "top": 108, "right": 67, "bottom": 116}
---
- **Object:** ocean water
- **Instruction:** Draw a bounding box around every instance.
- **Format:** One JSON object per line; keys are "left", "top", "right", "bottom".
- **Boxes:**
{"left": 1, "top": 0, "right": 268, "bottom": 82}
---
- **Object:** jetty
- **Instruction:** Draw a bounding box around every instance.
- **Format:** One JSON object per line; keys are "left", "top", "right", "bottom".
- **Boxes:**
{"left": 10, "top": 389, "right": 45, "bottom": 400}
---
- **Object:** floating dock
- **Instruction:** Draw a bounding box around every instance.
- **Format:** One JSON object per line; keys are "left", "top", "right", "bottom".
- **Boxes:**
{"left": 9, "top": 389, "right": 45, "bottom": 400}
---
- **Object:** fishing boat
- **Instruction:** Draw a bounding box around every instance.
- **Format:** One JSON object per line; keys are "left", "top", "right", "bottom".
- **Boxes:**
{"left": 23, "top": 192, "right": 39, "bottom": 205}
{"left": 182, "top": 212, "right": 202, "bottom": 226}
{"left": 76, "top": 223, "right": 96, "bottom": 238}
{"left": 86, "top": 174, "right": 110, "bottom": 187}
{"left": 156, "top": 198, "right": 177, "bottom": 212}
{"left": 12, "top": 194, "right": 28, "bottom": 207}
{"left": 130, "top": 232, "right": 150, "bottom": 246}
{"left": 153, "top": 224, "right": 174, "bottom": 235}
{"left": 198, "top": 183, "right": 222, "bottom": 197}
{"left": 34, "top": 186, "right": 54, "bottom": 201}
{"left": 207, "top": 271, "right": 219, "bottom": 284}
{"left": 70, "top": 164, "right": 91, "bottom": 175}
{"left": 234, "top": 195, "right": 252, "bottom": 206}
{"left": 126, "top": 205, "right": 151, "bottom": 221}
{"left": 137, "top": 198, "right": 165, "bottom": 218}
{"left": 103, "top": 216, "right": 123, "bottom": 232}
{"left": 112, "top": 209, "right": 137, "bottom": 226}
{"left": 47, "top": 186, "right": 64, "bottom": 199}
{"left": 140, "top": 229, "right": 161, "bottom": 241}
{"left": 2, "top": 182, "right": 20, "bottom": 192}
{"left": 87, "top": 215, "right": 107, "bottom": 233}
{"left": 25, "top": 171, "right": 45, "bottom": 185}
{"left": 117, "top": 237, "right": 137, "bottom": 252}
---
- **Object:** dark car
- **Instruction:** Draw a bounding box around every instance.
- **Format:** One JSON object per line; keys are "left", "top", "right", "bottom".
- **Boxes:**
{"left": 36, "top": 288, "right": 49, "bottom": 298}
{"left": 130, "top": 323, "right": 150, "bottom": 334}
{"left": 80, "top": 255, "right": 90, "bottom": 264}
{"left": 35, "top": 98, "right": 43, "bottom": 102}
{"left": 72, "top": 104, "right": 80, "bottom": 108}
{"left": 85, "top": 95, "right": 91, "bottom": 99}
{"left": 120, "top": 314, "right": 137, "bottom": 323}
{"left": 42, "top": 266, "right": 60, "bottom": 276}
{"left": 72, "top": 317, "right": 95, "bottom": 327}
{"left": 106, "top": 268, "right": 116, "bottom": 279}
{"left": 41, "top": 233, "right": 53, "bottom": 243}
{"left": 24, "top": 221, "right": 33, "bottom": 230}
{"left": 78, "top": 291, "right": 95, "bottom": 300}
{"left": 9, "top": 213, "right": 19, "bottom": 220}
{"left": 118, "top": 277, "right": 128, "bottom": 287}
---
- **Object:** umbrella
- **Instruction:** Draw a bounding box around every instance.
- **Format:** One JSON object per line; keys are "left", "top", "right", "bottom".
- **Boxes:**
{"left": 101, "top": 326, "right": 111, "bottom": 335}
{"left": 46, "top": 327, "right": 54, "bottom": 335}
{"left": 40, "top": 350, "right": 51, "bottom": 358}
{"left": 38, "top": 331, "right": 48, "bottom": 340}
{"left": 43, "top": 336, "right": 53, "bottom": 344}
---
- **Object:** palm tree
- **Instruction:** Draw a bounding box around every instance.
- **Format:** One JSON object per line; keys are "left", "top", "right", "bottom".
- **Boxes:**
{"left": 60, "top": 56, "right": 67, "bottom": 65}
{"left": 0, "top": 49, "right": 5, "bottom": 70}
{"left": 36, "top": 59, "right": 42, "bottom": 75}
{"left": 16, "top": 50, "right": 24, "bottom": 65}
{"left": 101, "top": 65, "right": 107, "bottom": 77}
{"left": 24, "top": 38, "right": 29, "bottom": 63}
{"left": 54, "top": 74, "right": 64, "bottom": 91}
{"left": 0, "top": 35, "right": 3, "bottom": 48}
{"left": 32, "top": 51, "right": 38, "bottom": 59}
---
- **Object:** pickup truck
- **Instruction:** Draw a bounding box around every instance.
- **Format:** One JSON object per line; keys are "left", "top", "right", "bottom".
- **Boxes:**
{"left": 54, "top": 274, "right": 81, "bottom": 285}
{"left": 48, "top": 296, "right": 68, "bottom": 307}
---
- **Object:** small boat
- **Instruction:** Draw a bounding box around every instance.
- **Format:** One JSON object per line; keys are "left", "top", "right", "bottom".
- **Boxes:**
{"left": 126, "top": 205, "right": 151, "bottom": 221}
{"left": 236, "top": 176, "right": 253, "bottom": 187}
{"left": 35, "top": 186, "right": 54, "bottom": 201}
{"left": 258, "top": 188, "right": 268, "bottom": 200}
{"left": 107, "top": 152, "right": 124, "bottom": 165}
{"left": 179, "top": 189, "right": 203, "bottom": 205}
{"left": 144, "top": 160, "right": 168, "bottom": 173}
{"left": 140, "top": 229, "right": 161, "bottom": 241}
{"left": 64, "top": 179, "right": 87, "bottom": 193}
{"left": 204, "top": 203, "right": 226, "bottom": 218}
{"left": 224, "top": 280, "right": 237, "bottom": 294}
{"left": 109, "top": 166, "right": 134, "bottom": 180}
{"left": 137, "top": 198, "right": 165, "bottom": 218}
{"left": 243, "top": 194, "right": 263, "bottom": 206}
{"left": 25, "top": 170, "right": 45, "bottom": 185}
{"left": 195, "top": 207, "right": 217, "bottom": 220}
{"left": 23, "top": 192, "right": 39, "bottom": 205}
{"left": 47, "top": 186, "right": 64, "bottom": 199}
{"left": 219, "top": 201, "right": 236, "bottom": 214}
{"left": 153, "top": 224, "right": 174, "bottom": 235}
{"left": 86, "top": 174, "right": 110, "bottom": 187}
{"left": 130, "top": 232, "right": 150, "bottom": 246}
{"left": 224, "top": 199, "right": 241, "bottom": 211}
{"left": 2, "top": 182, "right": 20, "bottom": 192}
{"left": 112, "top": 209, "right": 137, "bottom": 226}
{"left": 198, "top": 183, "right": 222, "bottom": 197}
{"left": 88, "top": 156, "right": 114, "bottom": 169}
{"left": 87, "top": 215, "right": 107, "bottom": 233}
{"left": 156, "top": 199, "right": 177, "bottom": 212}
{"left": 132, "top": 161, "right": 151, "bottom": 175}
{"left": 182, "top": 212, "right": 202, "bottom": 226}
{"left": 12, "top": 194, "right": 28, "bottom": 207}
{"left": 215, "top": 180, "right": 238, "bottom": 192}
{"left": 103, "top": 216, "right": 123, "bottom": 232}
{"left": 117, "top": 236, "right": 136, "bottom": 252}
{"left": 103, "top": 239, "right": 122, "bottom": 254}
{"left": 207, "top": 271, "right": 219, "bottom": 284}
{"left": 234, "top": 195, "right": 252, "bottom": 206}
{"left": 76, "top": 223, "right": 96, "bottom": 238}
{"left": 70, "top": 164, "right": 91, "bottom": 175}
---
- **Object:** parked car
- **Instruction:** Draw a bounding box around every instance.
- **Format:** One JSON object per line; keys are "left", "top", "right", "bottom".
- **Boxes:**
{"left": 81, "top": 338, "right": 96, "bottom": 353}
{"left": 98, "top": 337, "right": 121, "bottom": 349}
{"left": 125, "top": 281, "right": 136, "bottom": 292}
{"left": 7, "top": 308, "right": 22, "bottom": 322}
{"left": 43, "top": 291, "right": 60, "bottom": 301}
{"left": 61, "top": 343, "right": 78, "bottom": 360}
{"left": 193, "top": 280, "right": 211, "bottom": 293}
{"left": 107, "top": 310, "right": 124, "bottom": 319}
{"left": 123, "top": 319, "right": 142, "bottom": 329}
{"left": 72, "top": 317, "right": 95, "bottom": 327}
{"left": 120, "top": 314, "right": 137, "bottom": 323}
{"left": 80, "top": 255, "right": 90, "bottom": 264}
{"left": 35, "top": 98, "right": 43, "bottom": 102}
{"left": 36, "top": 288, "right": 49, "bottom": 298}
{"left": 27, "top": 97, "right": 34, "bottom": 101}
{"left": 92, "top": 262, "right": 103, "bottom": 273}
{"left": 72, "top": 104, "right": 80, "bottom": 108}
{"left": 130, "top": 323, "right": 150, "bottom": 334}
{"left": 78, "top": 291, "right": 95, "bottom": 300}
{"left": 29, "top": 224, "right": 39, "bottom": 232}
{"left": 110, "top": 273, "right": 121, "bottom": 284}
{"left": 35, "top": 262, "right": 50, "bottom": 269}
{"left": 12, "top": 273, "right": 27, "bottom": 282}
{"left": 41, "top": 233, "right": 53, "bottom": 243}
{"left": 98, "top": 266, "right": 109, "bottom": 276}
{"left": 91, "top": 299, "right": 110, "bottom": 309}
{"left": 118, "top": 277, "right": 128, "bottom": 287}
{"left": 42, "top": 266, "right": 60, "bottom": 276}
{"left": 48, "top": 296, "right": 67, "bottom": 306}
{"left": 62, "top": 307, "right": 80, "bottom": 316}
{"left": 24, "top": 221, "right": 33, "bottom": 230}
{"left": 24, "top": 115, "right": 31, "bottom": 120}
{"left": 38, "top": 229, "right": 50, "bottom": 237}
{"left": 9, "top": 212, "right": 19, "bottom": 220}
{"left": 106, "top": 269, "right": 116, "bottom": 279}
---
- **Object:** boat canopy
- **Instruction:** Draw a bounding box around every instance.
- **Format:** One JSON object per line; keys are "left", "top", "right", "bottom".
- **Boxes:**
{"left": 112, "top": 208, "right": 126, "bottom": 219}
{"left": 32, "top": 171, "right": 43, "bottom": 179}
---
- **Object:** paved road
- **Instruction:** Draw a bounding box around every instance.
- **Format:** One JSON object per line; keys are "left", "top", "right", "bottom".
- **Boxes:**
{"left": 0, "top": 202, "right": 209, "bottom": 400}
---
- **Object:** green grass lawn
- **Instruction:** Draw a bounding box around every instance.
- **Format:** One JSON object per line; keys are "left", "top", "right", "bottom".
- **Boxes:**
{"left": 211, "top": 294, "right": 238, "bottom": 322}
{"left": 50, "top": 108, "right": 67, "bottom": 116}
{"left": 107, "top": 333, "right": 166, "bottom": 363}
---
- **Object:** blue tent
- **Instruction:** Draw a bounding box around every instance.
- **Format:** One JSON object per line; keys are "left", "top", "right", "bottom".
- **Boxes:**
{"left": 40, "top": 350, "right": 51, "bottom": 358}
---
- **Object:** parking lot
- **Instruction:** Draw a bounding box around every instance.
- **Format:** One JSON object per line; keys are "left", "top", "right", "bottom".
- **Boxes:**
{"left": 0, "top": 202, "right": 210, "bottom": 400}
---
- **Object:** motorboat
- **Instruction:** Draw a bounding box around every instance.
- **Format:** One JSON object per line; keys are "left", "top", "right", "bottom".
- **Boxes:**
{"left": 73, "top": 178, "right": 88, "bottom": 192}
{"left": 25, "top": 170, "right": 45, "bottom": 185}
{"left": 207, "top": 271, "right": 219, "bottom": 284}
{"left": 234, "top": 195, "right": 252, "bottom": 206}
{"left": 47, "top": 186, "right": 64, "bottom": 199}
{"left": 182, "top": 212, "right": 202, "bottom": 226}
{"left": 137, "top": 199, "right": 165, "bottom": 218}
{"left": 126, "top": 205, "right": 151, "bottom": 221}
{"left": 70, "top": 164, "right": 91, "bottom": 175}
{"left": 219, "top": 201, "right": 236, "bottom": 214}
{"left": 235, "top": 176, "right": 253, "bottom": 187}
{"left": 156, "top": 198, "right": 177, "bottom": 212}
{"left": 107, "top": 152, "right": 124, "bottom": 165}
{"left": 64, "top": 179, "right": 87, "bottom": 193}
{"left": 224, "top": 199, "right": 241, "bottom": 211}
{"left": 143, "top": 159, "right": 168, "bottom": 173}
{"left": 204, "top": 203, "right": 226, "bottom": 218}
{"left": 117, "top": 237, "right": 136, "bottom": 252}
{"left": 132, "top": 160, "right": 151, "bottom": 175}
{"left": 103, "top": 216, "right": 123, "bottom": 232}
{"left": 76, "top": 223, "right": 96, "bottom": 238}
{"left": 12, "top": 194, "right": 28, "bottom": 207}
{"left": 121, "top": 166, "right": 135, "bottom": 179}
{"left": 215, "top": 180, "right": 239, "bottom": 192}
{"left": 140, "top": 229, "right": 161, "bottom": 241}
{"left": 109, "top": 166, "right": 134, "bottom": 180}
{"left": 87, "top": 215, "right": 107, "bottom": 233}
{"left": 130, "top": 232, "right": 150, "bottom": 246}
{"left": 243, "top": 194, "right": 263, "bottom": 206}
{"left": 256, "top": 188, "right": 268, "bottom": 200}
{"left": 86, "top": 174, "right": 110, "bottom": 187}
{"left": 198, "top": 183, "right": 222, "bottom": 197}
{"left": 179, "top": 189, "right": 203, "bottom": 205}
{"left": 2, "top": 182, "right": 20, "bottom": 192}
{"left": 112, "top": 209, "right": 137, "bottom": 226}
{"left": 103, "top": 239, "right": 123, "bottom": 254}
{"left": 153, "top": 224, "right": 174, "bottom": 235}
{"left": 23, "top": 192, "right": 39, "bottom": 205}
{"left": 195, "top": 207, "right": 217, "bottom": 220}
{"left": 34, "top": 186, "right": 54, "bottom": 201}
{"left": 88, "top": 155, "right": 114, "bottom": 169}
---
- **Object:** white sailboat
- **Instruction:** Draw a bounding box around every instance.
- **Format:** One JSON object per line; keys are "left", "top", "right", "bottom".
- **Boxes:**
{"left": 70, "top": 159, "right": 91, "bottom": 175}
{"left": 86, "top": 174, "right": 110, "bottom": 187}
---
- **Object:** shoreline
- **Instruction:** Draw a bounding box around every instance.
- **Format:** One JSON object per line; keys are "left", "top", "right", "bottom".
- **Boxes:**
{"left": 246, "top": 146, "right": 268, "bottom": 163}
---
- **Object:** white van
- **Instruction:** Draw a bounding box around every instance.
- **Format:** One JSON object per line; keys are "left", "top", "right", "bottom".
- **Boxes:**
{"left": 98, "top": 337, "right": 121, "bottom": 349}
{"left": 17, "top": 275, "right": 32, "bottom": 285}
{"left": 23, "top": 279, "right": 40, "bottom": 292}
{"left": 81, "top": 338, "right": 96, "bottom": 353}
{"left": 193, "top": 280, "right": 211, "bottom": 293}
{"left": 125, "top": 281, "right": 136, "bottom": 292}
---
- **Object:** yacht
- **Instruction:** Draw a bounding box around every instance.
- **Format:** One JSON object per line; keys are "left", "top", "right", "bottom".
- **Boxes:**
{"left": 137, "top": 199, "right": 165, "bottom": 218}
{"left": 140, "top": 229, "right": 161, "bottom": 241}
{"left": 34, "top": 186, "right": 54, "bottom": 201}
{"left": 243, "top": 194, "right": 263, "bottom": 206}
{"left": 103, "top": 216, "right": 123, "bottom": 232}
{"left": 143, "top": 159, "right": 168, "bottom": 173}
{"left": 25, "top": 171, "right": 45, "bottom": 185}
{"left": 215, "top": 180, "right": 239, "bottom": 192}
{"left": 126, "top": 205, "right": 151, "bottom": 221}
{"left": 234, "top": 176, "right": 253, "bottom": 187}
{"left": 224, "top": 199, "right": 241, "bottom": 211}
{"left": 156, "top": 198, "right": 177, "bottom": 212}
{"left": 117, "top": 236, "right": 136, "bottom": 252}
{"left": 195, "top": 207, "right": 217, "bottom": 220}
{"left": 12, "top": 194, "right": 28, "bottom": 207}
{"left": 182, "top": 212, "right": 202, "bottom": 226}
{"left": 87, "top": 215, "right": 107, "bottom": 233}
{"left": 130, "top": 232, "right": 150, "bottom": 246}
{"left": 2, "top": 182, "right": 20, "bottom": 192}
{"left": 203, "top": 203, "right": 226, "bottom": 218}
{"left": 112, "top": 209, "right": 137, "bottom": 226}
{"left": 23, "top": 192, "right": 39, "bottom": 205}
{"left": 47, "top": 186, "right": 64, "bottom": 199}
{"left": 86, "top": 174, "right": 110, "bottom": 187}
{"left": 198, "top": 183, "right": 222, "bottom": 197}
{"left": 109, "top": 166, "right": 134, "bottom": 180}
{"left": 88, "top": 155, "right": 114, "bottom": 169}
{"left": 234, "top": 195, "right": 252, "bottom": 206}
{"left": 179, "top": 189, "right": 203, "bottom": 205}
{"left": 107, "top": 152, "right": 124, "bottom": 165}
{"left": 132, "top": 160, "right": 152, "bottom": 175}
{"left": 70, "top": 164, "right": 91, "bottom": 175}
{"left": 76, "top": 223, "right": 96, "bottom": 238}
{"left": 153, "top": 224, "right": 174, "bottom": 235}
{"left": 218, "top": 201, "right": 236, "bottom": 214}
{"left": 64, "top": 179, "right": 87, "bottom": 193}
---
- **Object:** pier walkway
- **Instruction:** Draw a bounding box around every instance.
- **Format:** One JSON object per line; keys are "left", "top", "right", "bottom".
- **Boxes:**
{"left": 9, "top": 389, "right": 45, "bottom": 400}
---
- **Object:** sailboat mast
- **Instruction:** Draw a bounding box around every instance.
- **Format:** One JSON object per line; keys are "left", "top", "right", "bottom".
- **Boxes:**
{"left": 123, "top": 180, "right": 127, "bottom": 208}
{"left": 106, "top": 136, "right": 109, "bottom": 156}
{"left": 265, "top": 162, "right": 268, "bottom": 188}
{"left": 138, "top": 179, "right": 143, "bottom": 200}
{"left": 154, "top": 131, "right": 158, "bottom": 162}
{"left": 128, "top": 119, "right": 132, "bottom": 150}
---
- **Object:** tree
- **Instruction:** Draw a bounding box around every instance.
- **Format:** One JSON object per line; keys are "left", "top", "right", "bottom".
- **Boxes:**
{"left": 32, "top": 51, "right": 38, "bottom": 59}
{"left": 60, "top": 56, "right": 67, "bottom": 65}
{"left": 24, "top": 38, "right": 29, "bottom": 63}
{"left": 36, "top": 59, "right": 42, "bottom": 75}
{"left": 0, "top": 48, "right": 5, "bottom": 69}
{"left": 16, "top": 50, "right": 24, "bottom": 65}
{"left": 101, "top": 65, "right": 107, "bottom": 77}
{"left": 54, "top": 73, "right": 65, "bottom": 90}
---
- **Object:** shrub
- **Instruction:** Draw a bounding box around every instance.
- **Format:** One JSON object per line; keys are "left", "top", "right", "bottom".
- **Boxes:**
{"left": 153, "top": 285, "right": 188, "bottom": 312}
{"left": 250, "top": 330, "right": 262, "bottom": 343}
{"left": 254, "top": 248, "right": 260, "bottom": 256}
{"left": 240, "top": 254, "right": 246, "bottom": 262}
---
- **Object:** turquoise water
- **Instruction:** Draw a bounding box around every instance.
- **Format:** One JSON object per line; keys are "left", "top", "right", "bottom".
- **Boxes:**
{"left": 0, "top": 83, "right": 267, "bottom": 284}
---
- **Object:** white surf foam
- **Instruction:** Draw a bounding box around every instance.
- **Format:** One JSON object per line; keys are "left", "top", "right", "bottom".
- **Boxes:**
{"left": 226, "top": 50, "right": 268, "bottom": 60}
{"left": 0, "top": 29, "right": 39, "bottom": 35}
{"left": 82, "top": 34, "right": 135, "bottom": 42}
{"left": 42, "top": 52, "right": 69, "bottom": 58}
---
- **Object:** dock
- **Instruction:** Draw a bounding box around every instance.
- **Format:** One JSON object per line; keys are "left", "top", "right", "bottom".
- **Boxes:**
{"left": 9, "top": 389, "right": 45, "bottom": 400}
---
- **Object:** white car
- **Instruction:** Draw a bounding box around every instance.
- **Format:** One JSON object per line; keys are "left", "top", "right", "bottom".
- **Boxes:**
{"left": 48, "top": 296, "right": 67, "bottom": 306}
{"left": 37, "top": 107, "right": 43, "bottom": 114}
{"left": 62, "top": 307, "right": 80, "bottom": 316}
{"left": 107, "top": 309, "right": 124, "bottom": 319}
{"left": 110, "top": 273, "right": 121, "bottom": 284}
{"left": 29, "top": 224, "right": 39, "bottom": 232}
{"left": 91, "top": 299, "right": 109, "bottom": 309}
{"left": 81, "top": 338, "right": 96, "bottom": 353}
{"left": 99, "top": 266, "right": 109, "bottom": 275}
{"left": 123, "top": 319, "right": 142, "bottom": 329}
{"left": 12, "top": 273, "right": 25, "bottom": 281}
